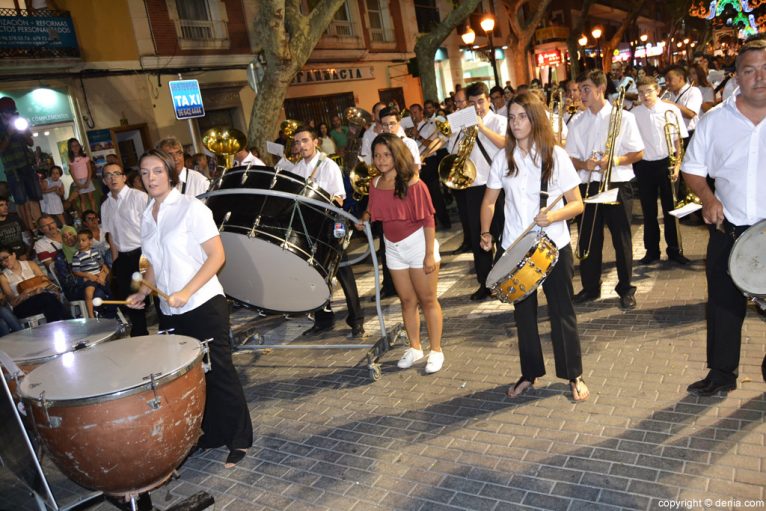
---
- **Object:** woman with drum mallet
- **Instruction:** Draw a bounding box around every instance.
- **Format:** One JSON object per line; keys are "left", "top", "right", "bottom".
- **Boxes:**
{"left": 355, "top": 133, "right": 445, "bottom": 374}
{"left": 479, "top": 91, "right": 589, "bottom": 401}
{"left": 126, "top": 149, "right": 252, "bottom": 467}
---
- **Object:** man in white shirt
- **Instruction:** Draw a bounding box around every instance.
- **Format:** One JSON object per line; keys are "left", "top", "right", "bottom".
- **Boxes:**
{"left": 681, "top": 39, "right": 766, "bottom": 396}
{"left": 462, "top": 81, "right": 507, "bottom": 301}
{"left": 446, "top": 89, "right": 472, "bottom": 254}
{"left": 360, "top": 102, "right": 387, "bottom": 166}
{"left": 157, "top": 137, "right": 210, "bottom": 198}
{"left": 379, "top": 107, "right": 421, "bottom": 169}
{"left": 632, "top": 76, "right": 689, "bottom": 266}
{"left": 234, "top": 147, "right": 266, "bottom": 167}
{"left": 291, "top": 126, "right": 364, "bottom": 338}
{"left": 490, "top": 86, "right": 508, "bottom": 117}
{"left": 610, "top": 61, "right": 638, "bottom": 108}
{"left": 566, "top": 70, "right": 645, "bottom": 310}
{"left": 663, "top": 66, "right": 703, "bottom": 142}
{"left": 100, "top": 162, "right": 149, "bottom": 336}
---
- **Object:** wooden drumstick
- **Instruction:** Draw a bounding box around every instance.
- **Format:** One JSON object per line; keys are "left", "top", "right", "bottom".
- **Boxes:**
{"left": 92, "top": 298, "right": 129, "bottom": 306}
{"left": 131, "top": 272, "right": 171, "bottom": 301}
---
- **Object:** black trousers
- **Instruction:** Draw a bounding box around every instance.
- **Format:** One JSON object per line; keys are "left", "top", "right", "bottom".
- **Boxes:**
{"left": 453, "top": 188, "right": 471, "bottom": 247}
{"left": 112, "top": 248, "right": 148, "bottom": 336}
{"left": 159, "top": 295, "right": 253, "bottom": 450}
{"left": 514, "top": 245, "right": 583, "bottom": 380}
{"left": 314, "top": 257, "right": 364, "bottom": 329}
{"left": 704, "top": 225, "right": 747, "bottom": 384}
{"left": 577, "top": 182, "right": 635, "bottom": 296}
{"left": 465, "top": 185, "right": 504, "bottom": 288}
{"left": 421, "top": 149, "right": 451, "bottom": 228}
{"left": 634, "top": 158, "right": 681, "bottom": 257}
{"left": 14, "top": 292, "right": 67, "bottom": 323}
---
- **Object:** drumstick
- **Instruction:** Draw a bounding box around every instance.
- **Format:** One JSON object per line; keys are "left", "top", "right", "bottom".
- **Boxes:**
{"left": 92, "top": 298, "right": 129, "bottom": 306}
{"left": 502, "top": 193, "right": 566, "bottom": 257}
{"left": 131, "top": 272, "right": 171, "bottom": 301}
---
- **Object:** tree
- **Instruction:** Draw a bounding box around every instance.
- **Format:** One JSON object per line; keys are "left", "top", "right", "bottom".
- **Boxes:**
{"left": 248, "top": 0, "right": 346, "bottom": 162}
{"left": 600, "top": 0, "right": 648, "bottom": 72}
{"left": 565, "top": 0, "right": 596, "bottom": 78}
{"left": 413, "top": 0, "right": 483, "bottom": 103}
{"left": 502, "top": 0, "right": 553, "bottom": 86}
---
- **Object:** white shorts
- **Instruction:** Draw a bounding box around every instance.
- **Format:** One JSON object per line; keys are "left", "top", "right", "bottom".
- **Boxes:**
{"left": 385, "top": 227, "right": 441, "bottom": 270}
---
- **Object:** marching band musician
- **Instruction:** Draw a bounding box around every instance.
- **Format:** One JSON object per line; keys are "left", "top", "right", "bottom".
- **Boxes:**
{"left": 479, "top": 91, "right": 589, "bottom": 401}
{"left": 233, "top": 146, "right": 266, "bottom": 167}
{"left": 360, "top": 101, "right": 388, "bottom": 166}
{"left": 291, "top": 126, "right": 366, "bottom": 339}
{"left": 566, "top": 70, "right": 645, "bottom": 310}
{"left": 378, "top": 107, "right": 421, "bottom": 170}
{"left": 446, "top": 89, "right": 472, "bottom": 255}
{"left": 681, "top": 38, "right": 766, "bottom": 396}
{"left": 563, "top": 80, "right": 585, "bottom": 125}
{"left": 157, "top": 137, "right": 210, "bottom": 197}
{"left": 632, "top": 76, "right": 689, "bottom": 266}
{"left": 663, "top": 65, "right": 703, "bottom": 143}
{"left": 126, "top": 149, "right": 253, "bottom": 468}
{"left": 462, "top": 82, "right": 507, "bottom": 301}
{"left": 490, "top": 85, "right": 508, "bottom": 117}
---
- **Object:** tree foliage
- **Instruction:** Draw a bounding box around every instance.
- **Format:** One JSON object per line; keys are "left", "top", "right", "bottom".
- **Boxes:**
{"left": 502, "top": 0, "right": 553, "bottom": 85}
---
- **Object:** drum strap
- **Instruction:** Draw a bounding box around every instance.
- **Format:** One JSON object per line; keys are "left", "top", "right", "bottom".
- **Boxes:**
{"left": 309, "top": 153, "right": 326, "bottom": 181}
{"left": 180, "top": 169, "right": 188, "bottom": 195}
{"left": 539, "top": 173, "right": 549, "bottom": 210}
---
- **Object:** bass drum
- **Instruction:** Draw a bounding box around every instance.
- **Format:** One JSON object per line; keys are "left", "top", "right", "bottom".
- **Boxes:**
{"left": 728, "top": 219, "right": 766, "bottom": 310}
{"left": 205, "top": 166, "right": 350, "bottom": 313}
{"left": 17, "top": 335, "right": 206, "bottom": 497}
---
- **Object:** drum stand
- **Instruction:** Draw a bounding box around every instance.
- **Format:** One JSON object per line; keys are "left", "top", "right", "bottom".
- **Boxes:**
{"left": 202, "top": 188, "right": 406, "bottom": 382}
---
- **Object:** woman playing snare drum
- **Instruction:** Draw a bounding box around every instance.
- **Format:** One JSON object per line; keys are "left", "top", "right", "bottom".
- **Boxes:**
{"left": 126, "top": 149, "right": 252, "bottom": 467}
{"left": 479, "top": 92, "right": 589, "bottom": 401}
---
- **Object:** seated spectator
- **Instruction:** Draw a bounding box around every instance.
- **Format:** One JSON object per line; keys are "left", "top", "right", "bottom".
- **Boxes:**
{"left": 0, "top": 289, "right": 22, "bottom": 336}
{"left": 72, "top": 229, "right": 110, "bottom": 318}
{"left": 0, "top": 247, "right": 67, "bottom": 323}
{"left": 33, "top": 214, "right": 64, "bottom": 269}
{"left": 0, "top": 196, "right": 28, "bottom": 259}
{"left": 81, "top": 209, "right": 111, "bottom": 267}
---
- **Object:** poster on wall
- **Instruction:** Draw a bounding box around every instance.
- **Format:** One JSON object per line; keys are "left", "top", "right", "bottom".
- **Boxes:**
{"left": 86, "top": 129, "right": 117, "bottom": 178}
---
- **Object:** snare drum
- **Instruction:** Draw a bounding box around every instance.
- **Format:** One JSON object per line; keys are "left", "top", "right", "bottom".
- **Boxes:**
{"left": 486, "top": 232, "right": 559, "bottom": 304}
{"left": 0, "top": 318, "right": 123, "bottom": 393}
{"left": 205, "top": 166, "right": 350, "bottom": 313}
{"left": 728, "top": 219, "right": 766, "bottom": 310}
{"left": 17, "top": 335, "right": 207, "bottom": 496}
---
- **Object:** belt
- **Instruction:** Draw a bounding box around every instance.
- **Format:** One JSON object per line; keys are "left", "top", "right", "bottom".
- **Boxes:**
{"left": 721, "top": 219, "right": 751, "bottom": 240}
{"left": 119, "top": 247, "right": 142, "bottom": 256}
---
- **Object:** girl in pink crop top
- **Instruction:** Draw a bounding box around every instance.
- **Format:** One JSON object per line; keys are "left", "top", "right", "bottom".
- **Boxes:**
{"left": 67, "top": 138, "right": 97, "bottom": 213}
{"left": 356, "top": 133, "right": 445, "bottom": 374}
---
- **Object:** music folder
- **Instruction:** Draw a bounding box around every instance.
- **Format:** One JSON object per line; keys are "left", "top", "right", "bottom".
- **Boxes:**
{"left": 670, "top": 203, "right": 703, "bottom": 218}
{"left": 584, "top": 187, "right": 619, "bottom": 204}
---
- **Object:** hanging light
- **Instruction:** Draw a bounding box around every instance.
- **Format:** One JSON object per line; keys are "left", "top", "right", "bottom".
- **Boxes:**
{"left": 480, "top": 15, "right": 495, "bottom": 33}
{"left": 461, "top": 26, "right": 476, "bottom": 45}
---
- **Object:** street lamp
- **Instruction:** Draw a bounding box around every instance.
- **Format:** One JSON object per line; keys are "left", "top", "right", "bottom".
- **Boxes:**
{"left": 640, "top": 34, "right": 648, "bottom": 67}
{"left": 591, "top": 26, "right": 603, "bottom": 69}
{"left": 480, "top": 14, "right": 500, "bottom": 87}
{"left": 578, "top": 35, "right": 588, "bottom": 69}
{"left": 461, "top": 26, "right": 476, "bottom": 45}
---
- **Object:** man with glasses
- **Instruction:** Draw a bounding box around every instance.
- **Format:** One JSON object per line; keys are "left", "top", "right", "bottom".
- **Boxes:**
{"left": 100, "top": 162, "right": 149, "bottom": 336}
{"left": 378, "top": 107, "right": 421, "bottom": 169}
{"left": 490, "top": 85, "right": 508, "bottom": 117}
{"left": 33, "top": 214, "right": 64, "bottom": 268}
{"left": 156, "top": 137, "right": 210, "bottom": 197}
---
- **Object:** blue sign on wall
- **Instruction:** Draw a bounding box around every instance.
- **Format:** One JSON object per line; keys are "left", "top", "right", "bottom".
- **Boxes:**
{"left": 168, "top": 80, "right": 205, "bottom": 120}
{"left": 0, "top": 16, "right": 79, "bottom": 49}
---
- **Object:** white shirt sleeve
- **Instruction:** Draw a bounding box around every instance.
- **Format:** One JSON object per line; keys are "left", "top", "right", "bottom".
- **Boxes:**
{"left": 189, "top": 199, "right": 220, "bottom": 245}
{"left": 553, "top": 146, "right": 581, "bottom": 193}
{"left": 681, "top": 117, "right": 709, "bottom": 178}
{"left": 619, "top": 114, "right": 645, "bottom": 153}
{"left": 487, "top": 150, "right": 506, "bottom": 190}
{"left": 686, "top": 87, "right": 703, "bottom": 116}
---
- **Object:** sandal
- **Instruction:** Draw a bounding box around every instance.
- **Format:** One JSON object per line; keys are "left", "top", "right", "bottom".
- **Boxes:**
{"left": 506, "top": 376, "right": 535, "bottom": 398}
{"left": 225, "top": 448, "right": 247, "bottom": 468}
{"left": 570, "top": 377, "right": 590, "bottom": 402}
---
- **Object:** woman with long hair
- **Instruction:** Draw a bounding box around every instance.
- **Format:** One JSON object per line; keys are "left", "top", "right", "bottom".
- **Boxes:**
{"left": 688, "top": 63, "right": 716, "bottom": 112}
{"left": 318, "top": 122, "right": 337, "bottom": 155}
{"left": 356, "top": 133, "right": 444, "bottom": 373}
{"left": 479, "top": 91, "right": 589, "bottom": 401}
{"left": 67, "top": 138, "right": 97, "bottom": 213}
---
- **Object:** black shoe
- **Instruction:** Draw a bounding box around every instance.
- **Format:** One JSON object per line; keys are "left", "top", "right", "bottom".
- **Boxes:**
{"left": 369, "top": 289, "right": 396, "bottom": 302}
{"left": 687, "top": 377, "right": 711, "bottom": 392}
{"left": 573, "top": 289, "right": 600, "bottom": 304}
{"left": 302, "top": 323, "right": 335, "bottom": 336}
{"left": 347, "top": 325, "right": 367, "bottom": 339}
{"left": 619, "top": 292, "right": 637, "bottom": 310}
{"left": 450, "top": 243, "right": 471, "bottom": 255}
{"left": 668, "top": 253, "right": 690, "bottom": 265}
{"left": 689, "top": 379, "right": 736, "bottom": 396}
{"left": 638, "top": 254, "right": 660, "bottom": 265}
{"left": 470, "top": 287, "right": 491, "bottom": 301}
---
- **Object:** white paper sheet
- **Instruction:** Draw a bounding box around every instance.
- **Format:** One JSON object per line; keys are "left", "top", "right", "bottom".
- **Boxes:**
{"left": 584, "top": 187, "right": 620, "bottom": 204}
{"left": 266, "top": 141, "right": 285, "bottom": 157}
{"left": 669, "top": 202, "right": 703, "bottom": 218}
{"left": 447, "top": 107, "right": 478, "bottom": 130}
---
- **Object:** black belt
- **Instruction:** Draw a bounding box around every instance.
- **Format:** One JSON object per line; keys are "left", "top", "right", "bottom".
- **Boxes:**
{"left": 721, "top": 219, "right": 751, "bottom": 240}
{"left": 119, "top": 247, "right": 142, "bottom": 256}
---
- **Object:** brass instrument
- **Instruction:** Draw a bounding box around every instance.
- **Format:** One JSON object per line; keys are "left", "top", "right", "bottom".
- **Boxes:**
{"left": 342, "top": 107, "right": 372, "bottom": 174}
{"left": 548, "top": 88, "right": 565, "bottom": 145}
{"left": 664, "top": 109, "right": 686, "bottom": 254}
{"left": 202, "top": 127, "right": 247, "bottom": 170}
{"left": 438, "top": 124, "right": 477, "bottom": 190}
{"left": 348, "top": 162, "right": 381, "bottom": 200}
{"left": 420, "top": 117, "right": 451, "bottom": 159}
{"left": 577, "top": 87, "right": 625, "bottom": 260}
{"left": 280, "top": 119, "right": 301, "bottom": 163}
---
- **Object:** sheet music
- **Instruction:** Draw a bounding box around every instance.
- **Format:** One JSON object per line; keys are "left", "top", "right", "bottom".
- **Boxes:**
{"left": 584, "top": 187, "right": 620, "bottom": 204}
{"left": 669, "top": 202, "right": 703, "bottom": 218}
{"left": 447, "top": 108, "right": 478, "bottom": 130}
{"left": 266, "top": 141, "right": 285, "bottom": 157}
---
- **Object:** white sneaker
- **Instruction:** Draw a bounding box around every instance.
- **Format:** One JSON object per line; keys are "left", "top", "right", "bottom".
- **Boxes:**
{"left": 397, "top": 348, "right": 424, "bottom": 369}
{"left": 425, "top": 351, "right": 444, "bottom": 374}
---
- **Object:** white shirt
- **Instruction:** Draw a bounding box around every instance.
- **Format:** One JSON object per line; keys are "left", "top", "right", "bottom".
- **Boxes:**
{"left": 610, "top": 76, "right": 638, "bottom": 109}
{"left": 361, "top": 124, "right": 404, "bottom": 165}
{"left": 723, "top": 75, "right": 737, "bottom": 101}
{"left": 632, "top": 101, "right": 688, "bottom": 161}
{"left": 487, "top": 145, "right": 580, "bottom": 250}
{"left": 178, "top": 167, "right": 210, "bottom": 198}
{"left": 456, "top": 110, "right": 506, "bottom": 187}
{"left": 141, "top": 188, "right": 224, "bottom": 315}
{"left": 400, "top": 135, "right": 422, "bottom": 167}
{"left": 292, "top": 151, "right": 346, "bottom": 200}
{"left": 669, "top": 83, "right": 703, "bottom": 132}
{"left": 237, "top": 152, "right": 266, "bottom": 167}
{"left": 493, "top": 104, "right": 508, "bottom": 117}
{"left": 407, "top": 118, "right": 437, "bottom": 154}
{"left": 101, "top": 185, "right": 148, "bottom": 252}
{"left": 566, "top": 103, "right": 644, "bottom": 183}
{"left": 547, "top": 111, "right": 568, "bottom": 141}
{"left": 682, "top": 91, "right": 766, "bottom": 226}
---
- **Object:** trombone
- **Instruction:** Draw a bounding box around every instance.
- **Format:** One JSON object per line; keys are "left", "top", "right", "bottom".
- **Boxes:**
{"left": 548, "top": 87, "right": 565, "bottom": 145}
{"left": 664, "top": 110, "right": 685, "bottom": 255}
{"left": 577, "top": 87, "right": 625, "bottom": 260}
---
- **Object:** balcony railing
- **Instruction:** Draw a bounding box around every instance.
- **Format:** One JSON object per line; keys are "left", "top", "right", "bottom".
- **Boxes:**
{"left": 179, "top": 19, "right": 215, "bottom": 41}
{"left": 0, "top": 8, "right": 80, "bottom": 59}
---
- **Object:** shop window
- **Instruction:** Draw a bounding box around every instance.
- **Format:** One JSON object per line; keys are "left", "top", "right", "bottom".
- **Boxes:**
{"left": 168, "top": 0, "right": 229, "bottom": 49}
{"left": 366, "top": 0, "right": 394, "bottom": 43}
{"left": 414, "top": 0, "right": 440, "bottom": 33}
{"left": 284, "top": 92, "right": 355, "bottom": 128}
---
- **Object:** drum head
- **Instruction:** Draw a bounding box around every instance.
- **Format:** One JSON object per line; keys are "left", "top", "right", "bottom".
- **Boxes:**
{"left": 0, "top": 318, "right": 119, "bottom": 364}
{"left": 218, "top": 231, "right": 331, "bottom": 313}
{"left": 486, "top": 232, "right": 539, "bottom": 287}
{"left": 17, "top": 335, "right": 202, "bottom": 402}
{"left": 729, "top": 219, "right": 766, "bottom": 296}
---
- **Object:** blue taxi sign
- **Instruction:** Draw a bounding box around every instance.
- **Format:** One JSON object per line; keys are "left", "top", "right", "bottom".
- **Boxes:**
{"left": 168, "top": 79, "right": 205, "bottom": 120}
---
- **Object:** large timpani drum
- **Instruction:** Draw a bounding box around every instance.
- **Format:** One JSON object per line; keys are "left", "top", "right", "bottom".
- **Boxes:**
{"left": 0, "top": 318, "right": 124, "bottom": 393}
{"left": 729, "top": 219, "right": 766, "bottom": 310}
{"left": 17, "top": 335, "right": 207, "bottom": 497}
{"left": 205, "top": 166, "right": 350, "bottom": 313}
{"left": 486, "top": 232, "right": 560, "bottom": 304}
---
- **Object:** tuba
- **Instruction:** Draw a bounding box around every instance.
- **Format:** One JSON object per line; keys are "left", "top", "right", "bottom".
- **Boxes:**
{"left": 280, "top": 119, "right": 301, "bottom": 163}
{"left": 348, "top": 162, "right": 380, "bottom": 200}
{"left": 202, "top": 127, "right": 247, "bottom": 176}
{"left": 438, "top": 124, "right": 477, "bottom": 190}
{"left": 343, "top": 106, "right": 378, "bottom": 198}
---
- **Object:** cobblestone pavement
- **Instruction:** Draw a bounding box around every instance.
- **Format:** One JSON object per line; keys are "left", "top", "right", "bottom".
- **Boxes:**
{"left": 2, "top": 213, "right": 764, "bottom": 511}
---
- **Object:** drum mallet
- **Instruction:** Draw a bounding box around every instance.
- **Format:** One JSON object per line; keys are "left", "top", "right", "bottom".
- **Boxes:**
{"left": 131, "top": 272, "right": 171, "bottom": 301}
{"left": 92, "top": 297, "right": 129, "bottom": 306}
